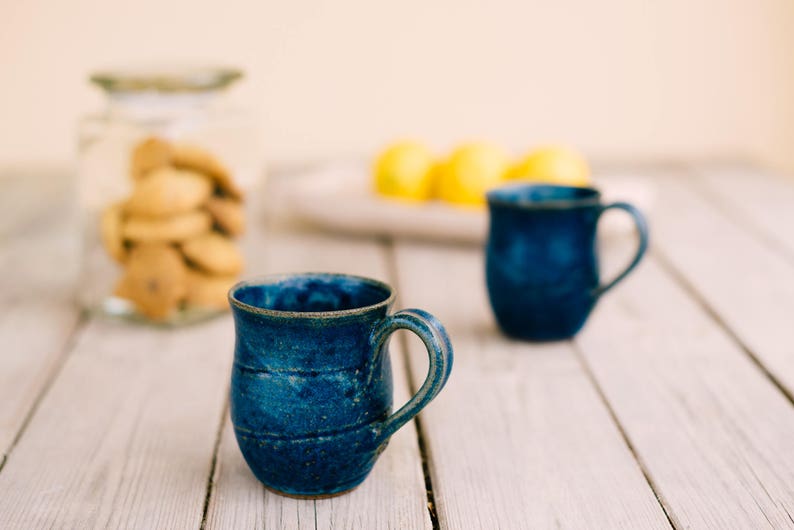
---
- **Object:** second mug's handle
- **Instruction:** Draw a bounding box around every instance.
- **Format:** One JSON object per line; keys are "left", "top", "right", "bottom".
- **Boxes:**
{"left": 368, "top": 309, "right": 453, "bottom": 444}
{"left": 593, "top": 202, "right": 649, "bottom": 297}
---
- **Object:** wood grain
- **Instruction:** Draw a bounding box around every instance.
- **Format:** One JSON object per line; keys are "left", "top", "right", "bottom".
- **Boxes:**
{"left": 6, "top": 165, "right": 794, "bottom": 528}
{"left": 393, "top": 241, "right": 670, "bottom": 529}
{"left": 577, "top": 255, "right": 794, "bottom": 528}
{"left": 205, "top": 227, "right": 431, "bottom": 529}
{"left": 0, "top": 180, "right": 82, "bottom": 466}
{"left": 693, "top": 165, "right": 794, "bottom": 260}
{"left": 0, "top": 315, "right": 234, "bottom": 529}
{"left": 650, "top": 174, "right": 794, "bottom": 398}
{"left": 0, "top": 171, "right": 72, "bottom": 238}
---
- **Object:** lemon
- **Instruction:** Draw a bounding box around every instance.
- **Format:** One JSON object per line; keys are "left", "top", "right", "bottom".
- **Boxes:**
{"left": 374, "top": 141, "right": 436, "bottom": 201}
{"left": 437, "top": 143, "right": 511, "bottom": 206}
{"left": 427, "top": 160, "right": 446, "bottom": 199}
{"left": 508, "top": 146, "right": 590, "bottom": 187}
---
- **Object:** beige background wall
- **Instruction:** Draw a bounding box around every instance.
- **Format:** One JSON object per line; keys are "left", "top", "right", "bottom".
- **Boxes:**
{"left": 2, "top": 0, "right": 793, "bottom": 170}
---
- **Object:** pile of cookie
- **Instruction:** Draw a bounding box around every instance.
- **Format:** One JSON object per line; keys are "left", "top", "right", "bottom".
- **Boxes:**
{"left": 101, "top": 137, "right": 246, "bottom": 321}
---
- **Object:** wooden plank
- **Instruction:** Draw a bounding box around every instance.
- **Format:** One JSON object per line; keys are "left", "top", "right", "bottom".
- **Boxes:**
{"left": 0, "top": 171, "right": 72, "bottom": 238}
{"left": 0, "top": 179, "right": 82, "bottom": 466}
{"left": 693, "top": 165, "right": 794, "bottom": 260}
{"left": 0, "top": 314, "right": 234, "bottom": 529}
{"left": 577, "top": 256, "right": 794, "bottom": 528}
{"left": 650, "top": 174, "right": 794, "bottom": 398}
{"left": 205, "top": 228, "right": 431, "bottom": 529}
{"left": 393, "top": 241, "right": 670, "bottom": 529}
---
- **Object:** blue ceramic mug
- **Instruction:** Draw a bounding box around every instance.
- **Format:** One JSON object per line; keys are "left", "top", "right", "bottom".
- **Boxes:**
{"left": 228, "top": 273, "right": 453, "bottom": 498}
{"left": 486, "top": 184, "right": 649, "bottom": 341}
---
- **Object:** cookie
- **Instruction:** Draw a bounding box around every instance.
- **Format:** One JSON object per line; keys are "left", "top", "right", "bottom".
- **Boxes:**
{"left": 124, "top": 244, "right": 188, "bottom": 320}
{"left": 123, "top": 210, "right": 212, "bottom": 243}
{"left": 131, "top": 137, "right": 173, "bottom": 179}
{"left": 100, "top": 202, "right": 127, "bottom": 263}
{"left": 206, "top": 197, "right": 245, "bottom": 236}
{"left": 172, "top": 144, "right": 243, "bottom": 200}
{"left": 185, "top": 269, "right": 237, "bottom": 310}
{"left": 126, "top": 167, "right": 213, "bottom": 217}
{"left": 113, "top": 274, "right": 133, "bottom": 299}
{"left": 181, "top": 233, "right": 244, "bottom": 275}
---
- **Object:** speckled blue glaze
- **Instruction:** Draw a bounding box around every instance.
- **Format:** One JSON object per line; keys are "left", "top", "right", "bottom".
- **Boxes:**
{"left": 486, "top": 184, "right": 649, "bottom": 341}
{"left": 229, "top": 273, "right": 453, "bottom": 497}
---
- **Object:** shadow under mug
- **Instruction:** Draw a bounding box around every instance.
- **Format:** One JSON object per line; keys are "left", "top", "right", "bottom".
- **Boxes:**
{"left": 485, "top": 184, "right": 649, "bottom": 341}
{"left": 228, "top": 273, "right": 453, "bottom": 498}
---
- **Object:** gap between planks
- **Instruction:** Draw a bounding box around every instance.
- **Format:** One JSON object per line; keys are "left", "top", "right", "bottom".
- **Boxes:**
{"left": 570, "top": 340, "right": 677, "bottom": 528}
{"left": 575, "top": 253, "right": 794, "bottom": 527}
{"left": 577, "top": 198, "right": 794, "bottom": 527}
{"left": 652, "top": 168, "right": 794, "bottom": 404}
{"left": 652, "top": 248, "right": 794, "bottom": 407}
{"left": 201, "top": 397, "right": 231, "bottom": 530}
{"left": 383, "top": 239, "right": 441, "bottom": 530}
{"left": 0, "top": 312, "right": 89, "bottom": 474}
{"left": 391, "top": 240, "right": 671, "bottom": 529}
{"left": 685, "top": 167, "right": 794, "bottom": 270}
{"left": 198, "top": 282, "right": 284, "bottom": 528}
{"left": 683, "top": 168, "right": 794, "bottom": 399}
{"left": 0, "top": 175, "right": 86, "bottom": 475}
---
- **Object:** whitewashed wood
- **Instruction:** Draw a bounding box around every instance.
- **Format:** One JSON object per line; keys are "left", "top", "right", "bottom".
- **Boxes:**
{"left": 8, "top": 164, "right": 794, "bottom": 528}
{"left": 694, "top": 165, "right": 794, "bottom": 259}
{"left": 0, "top": 171, "right": 72, "bottom": 238}
{"left": 0, "top": 180, "right": 82, "bottom": 465}
{"left": 393, "top": 241, "right": 670, "bottom": 529}
{"left": 649, "top": 174, "right": 794, "bottom": 397}
{"left": 205, "top": 227, "right": 431, "bottom": 529}
{"left": 578, "top": 256, "right": 794, "bottom": 528}
{"left": 0, "top": 315, "right": 234, "bottom": 529}
{"left": 0, "top": 187, "right": 229, "bottom": 527}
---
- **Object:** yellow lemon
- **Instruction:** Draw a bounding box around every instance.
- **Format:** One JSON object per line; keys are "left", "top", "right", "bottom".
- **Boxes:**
{"left": 508, "top": 146, "right": 590, "bottom": 187}
{"left": 427, "top": 160, "right": 446, "bottom": 199}
{"left": 374, "top": 141, "right": 436, "bottom": 202}
{"left": 437, "top": 143, "right": 511, "bottom": 206}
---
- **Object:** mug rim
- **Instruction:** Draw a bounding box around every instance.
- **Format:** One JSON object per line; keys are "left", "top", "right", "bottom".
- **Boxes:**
{"left": 487, "top": 183, "right": 602, "bottom": 210}
{"left": 228, "top": 272, "right": 396, "bottom": 319}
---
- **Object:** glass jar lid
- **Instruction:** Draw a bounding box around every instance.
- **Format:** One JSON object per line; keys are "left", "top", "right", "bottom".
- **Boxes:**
{"left": 90, "top": 65, "right": 243, "bottom": 93}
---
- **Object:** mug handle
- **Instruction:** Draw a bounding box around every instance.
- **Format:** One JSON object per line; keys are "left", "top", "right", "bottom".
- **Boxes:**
{"left": 593, "top": 202, "right": 649, "bottom": 297}
{"left": 368, "top": 309, "right": 453, "bottom": 444}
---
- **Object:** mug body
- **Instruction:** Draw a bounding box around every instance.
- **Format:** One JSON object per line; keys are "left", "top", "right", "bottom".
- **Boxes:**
{"left": 486, "top": 185, "right": 601, "bottom": 341}
{"left": 229, "top": 273, "right": 395, "bottom": 497}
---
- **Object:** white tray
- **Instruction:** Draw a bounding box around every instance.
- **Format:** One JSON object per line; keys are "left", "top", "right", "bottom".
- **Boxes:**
{"left": 281, "top": 163, "right": 655, "bottom": 245}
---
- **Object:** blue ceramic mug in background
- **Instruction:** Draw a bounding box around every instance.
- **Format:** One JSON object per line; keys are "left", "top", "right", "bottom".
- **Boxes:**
{"left": 229, "top": 273, "right": 453, "bottom": 498}
{"left": 486, "top": 184, "right": 649, "bottom": 341}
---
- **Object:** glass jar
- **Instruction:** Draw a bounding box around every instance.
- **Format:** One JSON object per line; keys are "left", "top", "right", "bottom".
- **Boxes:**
{"left": 78, "top": 66, "right": 260, "bottom": 325}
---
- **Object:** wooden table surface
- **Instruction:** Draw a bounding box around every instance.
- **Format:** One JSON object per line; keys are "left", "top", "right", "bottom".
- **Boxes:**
{"left": 2, "top": 164, "right": 794, "bottom": 529}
